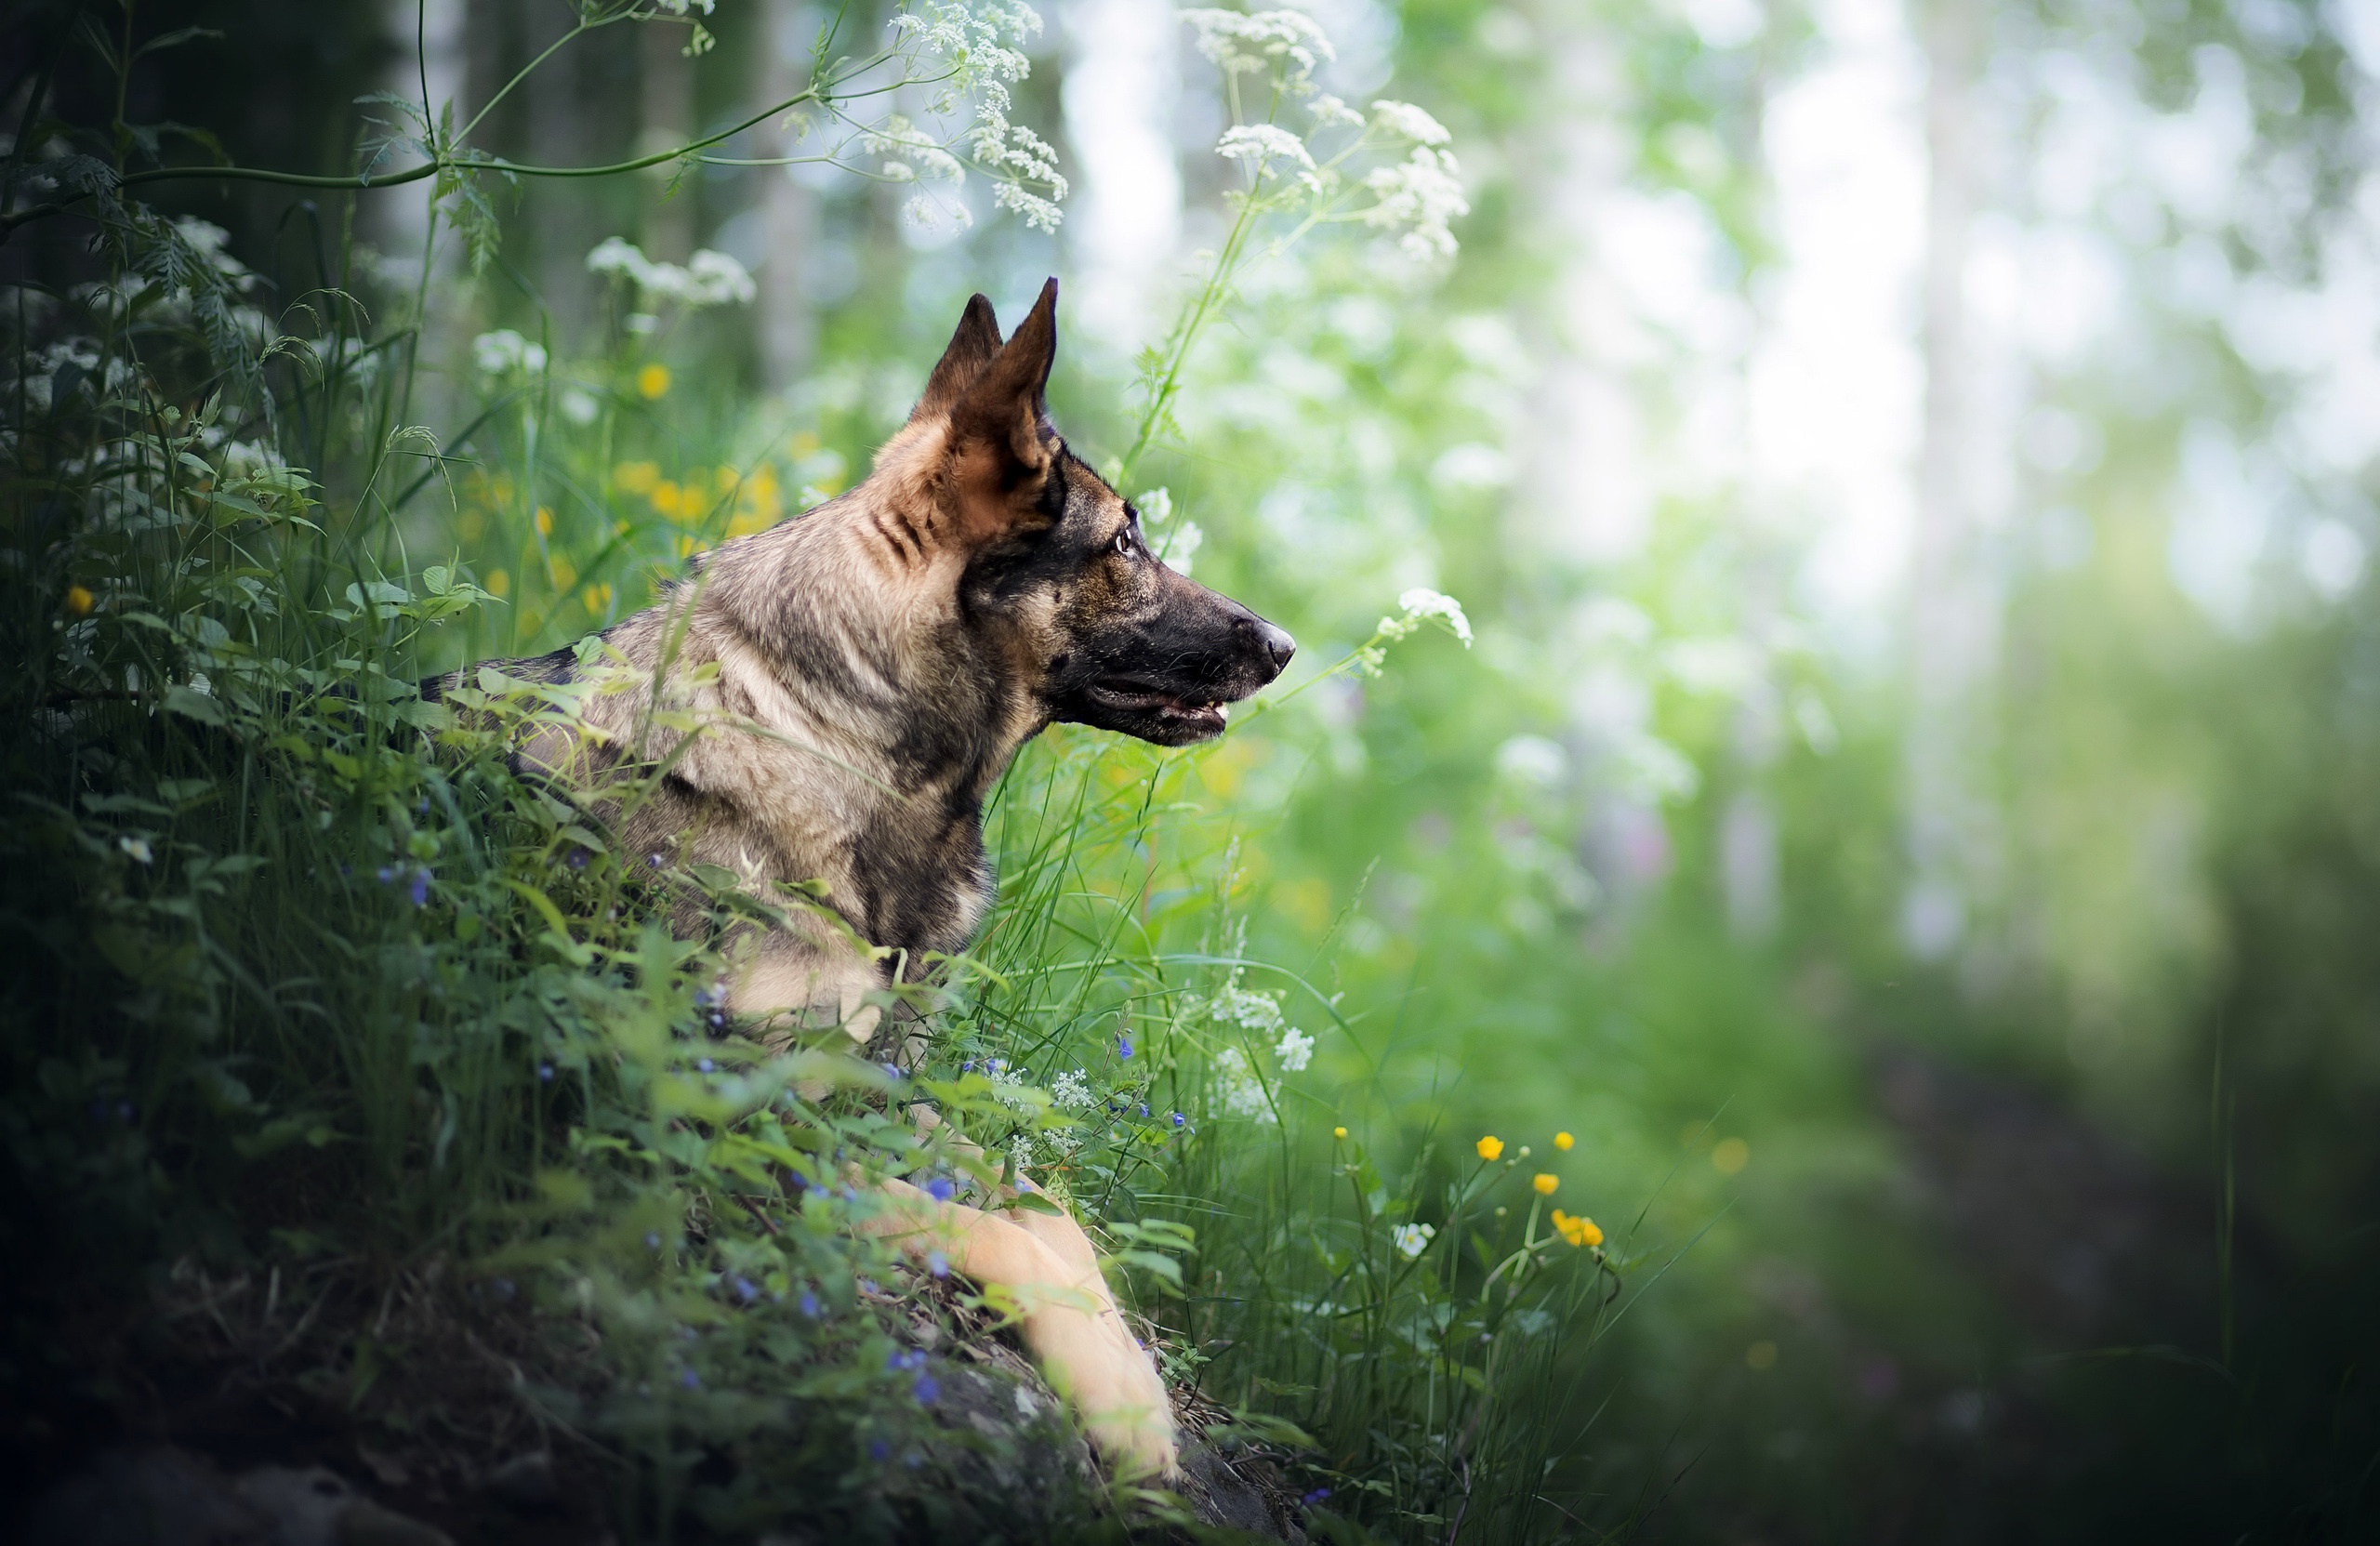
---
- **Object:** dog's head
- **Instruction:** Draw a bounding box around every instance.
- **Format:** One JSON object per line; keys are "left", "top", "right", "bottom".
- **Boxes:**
{"left": 909, "top": 281, "right": 1294, "bottom": 746}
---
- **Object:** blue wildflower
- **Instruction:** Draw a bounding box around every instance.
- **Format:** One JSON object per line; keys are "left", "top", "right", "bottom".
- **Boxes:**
{"left": 734, "top": 1276, "right": 759, "bottom": 1302}
{"left": 959, "top": 1059, "right": 977, "bottom": 1075}
{"left": 1170, "top": 1112, "right": 1187, "bottom": 1129}
{"left": 868, "top": 1439, "right": 890, "bottom": 1461}
{"left": 1302, "top": 1487, "right": 1331, "bottom": 1506}
{"left": 696, "top": 1058, "right": 715, "bottom": 1074}
{"left": 886, "top": 1349, "right": 926, "bottom": 1372}
{"left": 416, "top": 796, "right": 430, "bottom": 815}
{"left": 376, "top": 865, "right": 396, "bottom": 884}
{"left": 1117, "top": 1034, "right": 1134, "bottom": 1060}
{"left": 927, "top": 1251, "right": 949, "bottom": 1279}
{"left": 407, "top": 868, "right": 430, "bottom": 906}
{"left": 1137, "top": 1103, "right": 1150, "bottom": 1118}
{"left": 925, "top": 1177, "right": 955, "bottom": 1203}
{"left": 842, "top": 1186, "right": 860, "bottom": 1206}
{"left": 879, "top": 1061, "right": 904, "bottom": 1081}
{"left": 799, "top": 1289, "right": 820, "bottom": 1317}
{"left": 565, "top": 846, "right": 589, "bottom": 870}
{"left": 913, "top": 1373, "right": 940, "bottom": 1405}
{"left": 538, "top": 1063, "right": 555, "bottom": 1082}
{"left": 645, "top": 1232, "right": 663, "bottom": 1250}
{"left": 647, "top": 852, "right": 663, "bottom": 868}
{"left": 680, "top": 1367, "right": 701, "bottom": 1389}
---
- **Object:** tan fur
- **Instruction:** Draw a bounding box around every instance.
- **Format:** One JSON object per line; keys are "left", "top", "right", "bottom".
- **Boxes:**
{"left": 474, "top": 284, "right": 1235, "bottom": 1477}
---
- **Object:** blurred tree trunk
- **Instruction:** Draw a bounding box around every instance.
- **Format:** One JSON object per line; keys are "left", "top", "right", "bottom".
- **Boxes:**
{"left": 1902, "top": 0, "right": 1999, "bottom": 964}
{"left": 641, "top": 20, "right": 694, "bottom": 263}
{"left": 755, "top": 0, "right": 816, "bottom": 390}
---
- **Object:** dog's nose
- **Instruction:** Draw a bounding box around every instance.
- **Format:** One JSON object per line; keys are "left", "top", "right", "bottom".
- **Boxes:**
{"left": 1255, "top": 619, "right": 1296, "bottom": 675}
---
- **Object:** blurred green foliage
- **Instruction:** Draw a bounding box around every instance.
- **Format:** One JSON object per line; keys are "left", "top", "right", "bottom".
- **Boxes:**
{"left": 6, "top": 0, "right": 2380, "bottom": 1540}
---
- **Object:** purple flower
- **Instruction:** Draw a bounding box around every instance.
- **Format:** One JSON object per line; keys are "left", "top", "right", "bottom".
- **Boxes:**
{"left": 799, "top": 1289, "right": 819, "bottom": 1317}
{"left": 1117, "top": 1034, "right": 1135, "bottom": 1060}
{"left": 1136, "top": 1103, "right": 1150, "bottom": 1118}
{"left": 927, "top": 1251, "right": 949, "bottom": 1279}
{"left": 868, "top": 1439, "right": 891, "bottom": 1461}
{"left": 925, "top": 1177, "right": 955, "bottom": 1203}
{"left": 680, "top": 1367, "right": 701, "bottom": 1389}
{"left": 538, "top": 1063, "right": 555, "bottom": 1082}
{"left": 1301, "top": 1487, "right": 1331, "bottom": 1506}
{"left": 407, "top": 868, "right": 430, "bottom": 906}
{"left": 376, "top": 865, "right": 396, "bottom": 884}
{"left": 696, "top": 1058, "right": 715, "bottom": 1074}
{"left": 416, "top": 796, "right": 430, "bottom": 815}
{"left": 784, "top": 1169, "right": 809, "bottom": 1195}
{"left": 886, "top": 1349, "right": 926, "bottom": 1372}
{"left": 879, "top": 1061, "right": 904, "bottom": 1081}
{"left": 647, "top": 852, "right": 663, "bottom": 868}
{"left": 913, "top": 1373, "right": 940, "bottom": 1405}
{"left": 734, "top": 1276, "right": 758, "bottom": 1302}
{"left": 1170, "top": 1112, "right": 1187, "bottom": 1129}
{"left": 565, "top": 846, "right": 589, "bottom": 869}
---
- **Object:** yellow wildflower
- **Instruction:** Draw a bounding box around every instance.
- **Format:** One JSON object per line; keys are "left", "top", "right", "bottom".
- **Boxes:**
{"left": 1475, "top": 1135, "right": 1503, "bottom": 1162}
{"left": 1532, "top": 1172, "right": 1558, "bottom": 1195}
{"left": 1554, "top": 1130, "right": 1574, "bottom": 1151}
{"left": 535, "top": 506, "right": 554, "bottom": 535}
{"left": 638, "top": 363, "right": 671, "bottom": 399}
{"left": 1332, "top": 1126, "right": 1348, "bottom": 1140}
{"left": 484, "top": 569, "right": 509, "bottom": 599}
{"left": 65, "top": 585, "right": 94, "bottom": 615}
{"left": 650, "top": 481, "right": 682, "bottom": 519}
{"left": 1712, "top": 1137, "right": 1750, "bottom": 1175}
{"left": 1550, "top": 1209, "right": 1603, "bottom": 1249}
{"left": 614, "top": 460, "right": 661, "bottom": 495}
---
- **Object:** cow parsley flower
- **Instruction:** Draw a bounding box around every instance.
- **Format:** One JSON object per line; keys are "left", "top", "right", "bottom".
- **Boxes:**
{"left": 1363, "top": 147, "right": 1469, "bottom": 261}
{"left": 1274, "top": 1026, "right": 1316, "bottom": 1073}
{"left": 471, "top": 329, "right": 547, "bottom": 377}
{"left": 1182, "top": 8, "right": 1333, "bottom": 89}
{"left": 585, "top": 238, "right": 755, "bottom": 309}
{"left": 1380, "top": 588, "right": 1474, "bottom": 646}
{"left": 1217, "top": 124, "right": 1317, "bottom": 178}
{"left": 1369, "top": 99, "right": 1453, "bottom": 147}
{"left": 1213, "top": 1046, "right": 1275, "bottom": 1122}
{"left": 1051, "top": 1069, "right": 1093, "bottom": 1110}
{"left": 1393, "top": 1222, "right": 1435, "bottom": 1259}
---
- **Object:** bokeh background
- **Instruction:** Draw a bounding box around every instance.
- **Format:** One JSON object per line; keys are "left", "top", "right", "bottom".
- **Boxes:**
{"left": 46, "top": 0, "right": 2380, "bottom": 1536}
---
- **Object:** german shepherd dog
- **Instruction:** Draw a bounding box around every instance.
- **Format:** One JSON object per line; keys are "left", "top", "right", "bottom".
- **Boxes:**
{"left": 473, "top": 280, "right": 1291, "bottom": 1478}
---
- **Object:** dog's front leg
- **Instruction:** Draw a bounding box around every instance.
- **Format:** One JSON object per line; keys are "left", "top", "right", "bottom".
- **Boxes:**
{"left": 863, "top": 1178, "right": 1180, "bottom": 1480}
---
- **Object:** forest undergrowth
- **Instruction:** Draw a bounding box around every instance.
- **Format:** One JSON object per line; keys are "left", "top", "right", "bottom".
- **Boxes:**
{"left": 0, "top": 4, "right": 1637, "bottom": 1540}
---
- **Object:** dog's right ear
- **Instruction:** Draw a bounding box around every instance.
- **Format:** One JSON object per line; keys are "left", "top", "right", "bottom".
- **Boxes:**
{"left": 945, "top": 279, "right": 1060, "bottom": 543}
{"left": 908, "top": 294, "right": 1005, "bottom": 425}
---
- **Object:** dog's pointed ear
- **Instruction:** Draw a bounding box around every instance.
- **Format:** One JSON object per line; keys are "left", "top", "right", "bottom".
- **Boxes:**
{"left": 946, "top": 278, "right": 1061, "bottom": 539}
{"left": 909, "top": 293, "right": 1004, "bottom": 425}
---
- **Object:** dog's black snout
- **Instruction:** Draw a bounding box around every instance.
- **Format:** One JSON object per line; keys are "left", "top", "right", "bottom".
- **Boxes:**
{"left": 1249, "top": 617, "right": 1296, "bottom": 676}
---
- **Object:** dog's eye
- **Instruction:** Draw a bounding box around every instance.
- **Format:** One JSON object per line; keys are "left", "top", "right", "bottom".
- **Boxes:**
{"left": 1113, "top": 530, "right": 1134, "bottom": 558}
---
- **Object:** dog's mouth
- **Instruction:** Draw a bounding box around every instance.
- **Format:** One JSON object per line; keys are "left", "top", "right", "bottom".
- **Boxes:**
{"left": 1080, "top": 679, "right": 1233, "bottom": 740}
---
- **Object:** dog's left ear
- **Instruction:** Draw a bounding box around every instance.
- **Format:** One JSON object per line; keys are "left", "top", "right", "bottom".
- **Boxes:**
{"left": 946, "top": 278, "right": 1059, "bottom": 542}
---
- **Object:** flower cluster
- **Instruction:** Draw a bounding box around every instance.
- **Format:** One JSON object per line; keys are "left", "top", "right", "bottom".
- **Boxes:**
{"left": 1550, "top": 1209, "right": 1603, "bottom": 1249}
{"left": 585, "top": 238, "right": 756, "bottom": 308}
{"left": 1364, "top": 144, "right": 1469, "bottom": 262}
{"left": 1392, "top": 1221, "right": 1435, "bottom": 1259}
{"left": 471, "top": 329, "right": 548, "bottom": 378}
{"left": 891, "top": 0, "right": 1068, "bottom": 232}
{"left": 1182, "top": 8, "right": 1334, "bottom": 90}
{"left": 1378, "top": 587, "right": 1474, "bottom": 648}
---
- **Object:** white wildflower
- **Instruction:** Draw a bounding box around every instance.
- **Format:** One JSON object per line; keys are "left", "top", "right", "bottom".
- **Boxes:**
{"left": 1274, "top": 1026, "right": 1316, "bottom": 1073}
{"left": 1363, "top": 147, "right": 1469, "bottom": 261}
{"left": 1378, "top": 587, "right": 1474, "bottom": 647}
{"left": 683, "top": 250, "right": 757, "bottom": 306}
{"left": 1011, "top": 1130, "right": 1036, "bottom": 1172}
{"left": 866, "top": 115, "right": 968, "bottom": 185}
{"left": 470, "top": 329, "right": 546, "bottom": 377}
{"left": 1369, "top": 99, "right": 1452, "bottom": 147}
{"left": 1393, "top": 1222, "right": 1435, "bottom": 1259}
{"left": 1182, "top": 8, "right": 1334, "bottom": 89}
{"left": 1157, "top": 519, "right": 1202, "bottom": 575}
{"left": 1217, "top": 124, "right": 1316, "bottom": 178}
{"left": 1051, "top": 1069, "right": 1094, "bottom": 1111}
{"left": 1210, "top": 977, "right": 1287, "bottom": 1035}
{"left": 1212, "top": 1047, "right": 1276, "bottom": 1123}
{"left": 559, "top": 388, "right": 601, "bottom": 426}
{"left": 1309, "top": 94, "right": 1366, "bottom": 130}
{"left": 118, "top": 835, "right": 154, "bottom": 865}
{"left": 586, "top": 237, "right": 754, "bottom": 309}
